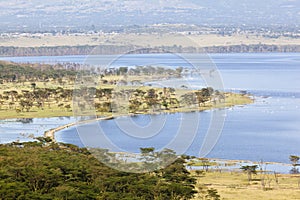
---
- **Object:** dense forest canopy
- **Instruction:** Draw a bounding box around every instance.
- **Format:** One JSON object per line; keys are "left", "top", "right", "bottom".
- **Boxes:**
{"left": 0, "top": 139, "right": 197, "bottom": 199}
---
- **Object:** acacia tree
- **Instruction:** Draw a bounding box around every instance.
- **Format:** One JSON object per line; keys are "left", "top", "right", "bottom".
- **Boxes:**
{"left": 240, "top": 165, "right": 258, "bottom": 182}
{"left": 140, "top": 147, "right": 157, "bottom": 172}
{"left": 158, "top": 156, "right": 197, "bottom": 200}
{"left": 290, "top": 155, "right": 300, "bottom": 174}
{"left": 129, "top": 98, "right": 142, "bottom": 113}
{"left": 20, "top": 99, "right": 33, "bottom": 112}
{"left": 31, "top": 82, "right": 37, "bottom": 90}
{"left": 290, "top": 155, "right": 300, "bottom": 167}
{"left": 145, "top": 89, "right": 158, "bottom": 112}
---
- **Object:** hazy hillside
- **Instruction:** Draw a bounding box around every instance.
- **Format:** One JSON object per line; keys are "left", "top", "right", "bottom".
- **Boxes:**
{"left": 1, "top": 0, "right": 299, "bottom": 32}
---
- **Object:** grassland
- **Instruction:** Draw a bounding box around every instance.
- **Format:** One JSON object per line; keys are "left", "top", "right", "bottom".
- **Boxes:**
{"left": 192, "top": 171, "right": 300, "bottom": 200}
{"left": 2, "top": 33, "right": 300, "bottom": 48}
{"left": 0, "top": 80, "right": 73, "bottom": 119}
{"left": 0, "top": 78, "right": 253, "bottom": 120}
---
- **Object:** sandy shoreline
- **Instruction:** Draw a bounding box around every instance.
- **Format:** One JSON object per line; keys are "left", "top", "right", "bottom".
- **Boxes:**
{"left": 44, "top": 115, "right": 114, "bottom": 141}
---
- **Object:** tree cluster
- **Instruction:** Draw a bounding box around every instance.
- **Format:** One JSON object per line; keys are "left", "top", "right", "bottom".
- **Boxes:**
{"left": 0, "top": 61, "right": 77, "bottom": 84}
{"left": 0, "top": 140, "right": 197, "bottom": 199}
{"left": 0, "top": 87, "right": 73, "bottom": 112}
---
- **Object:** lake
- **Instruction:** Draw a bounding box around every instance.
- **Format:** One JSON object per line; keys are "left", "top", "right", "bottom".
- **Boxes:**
{"left": 1, "top": 53, "right": 300, "bottom": 169}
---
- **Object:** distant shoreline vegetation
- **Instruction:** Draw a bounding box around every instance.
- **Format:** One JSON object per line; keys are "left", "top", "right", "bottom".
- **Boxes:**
{"left": 1, "top": 44, "right": 300, "bottom": 57}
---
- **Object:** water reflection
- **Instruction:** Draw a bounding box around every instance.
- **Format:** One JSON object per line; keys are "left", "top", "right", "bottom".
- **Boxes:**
{"left": 16, "top": 118, "right": 33, "bottom": 124}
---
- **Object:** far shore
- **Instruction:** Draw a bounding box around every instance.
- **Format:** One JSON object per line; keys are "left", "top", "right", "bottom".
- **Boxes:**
{"left": 2, "top": 33, "right": 300, "bottom": 56}
{"left": 2, "top": 33, "right": 300, "bottom": 48}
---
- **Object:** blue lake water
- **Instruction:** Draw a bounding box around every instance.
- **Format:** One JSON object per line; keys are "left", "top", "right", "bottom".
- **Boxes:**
{"left": 0, "top": 117, "right": 75, "bottom": 144}
{"left": 1, "top": 53, "right": 300, "bottom": 170}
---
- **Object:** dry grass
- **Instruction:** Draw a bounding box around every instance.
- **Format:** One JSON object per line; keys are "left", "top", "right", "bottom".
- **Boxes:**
{"left": 1, "top": 33, "right": 300, "bottom": 48}
{"left": 0, "top": 106, "right": 73, "bottom": 119}
{"left": 192, "top": 171, "right": 300, "bottom": 200}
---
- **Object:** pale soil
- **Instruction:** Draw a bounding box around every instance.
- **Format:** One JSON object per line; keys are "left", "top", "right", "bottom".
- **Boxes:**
{"left": 1, "top": 33, "right": 300, "bottom": 48}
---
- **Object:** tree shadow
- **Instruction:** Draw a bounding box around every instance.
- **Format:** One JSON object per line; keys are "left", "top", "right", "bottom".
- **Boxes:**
{"left": 290, "top": 167, "right": 299, "bottom": 174}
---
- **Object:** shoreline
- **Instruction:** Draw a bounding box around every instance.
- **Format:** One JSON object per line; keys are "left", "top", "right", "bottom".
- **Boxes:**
{"left": 203, "top": 158, "right": 294, "bottom": 170}
{"left": 44, "top": 115, "right": 114, "bottom": 141}
{"left": 1, "top": 45, "right": 300, "bottom": 57}
{"left": 189, "top": 160, "right": 294, "bottom": 175}
{"left": 45, "top": 118, "right": 295, "bottom": 174}
{"left": 43, "top": 100, "right": 252, "bottom": 142}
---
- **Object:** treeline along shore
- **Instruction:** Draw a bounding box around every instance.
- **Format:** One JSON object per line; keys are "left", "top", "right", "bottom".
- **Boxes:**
{"left": 1, "top": 44, "right": 300, "bottom": 57}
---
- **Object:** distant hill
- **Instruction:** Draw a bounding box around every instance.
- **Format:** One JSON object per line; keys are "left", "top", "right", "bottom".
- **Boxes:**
{"left": 1, "top": 0, "right": 299, "bottom": 32}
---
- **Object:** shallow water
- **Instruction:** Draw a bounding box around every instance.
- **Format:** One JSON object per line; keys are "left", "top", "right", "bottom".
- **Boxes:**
{"left": 0, "top": 117, "right": 75, "bottom": 144}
